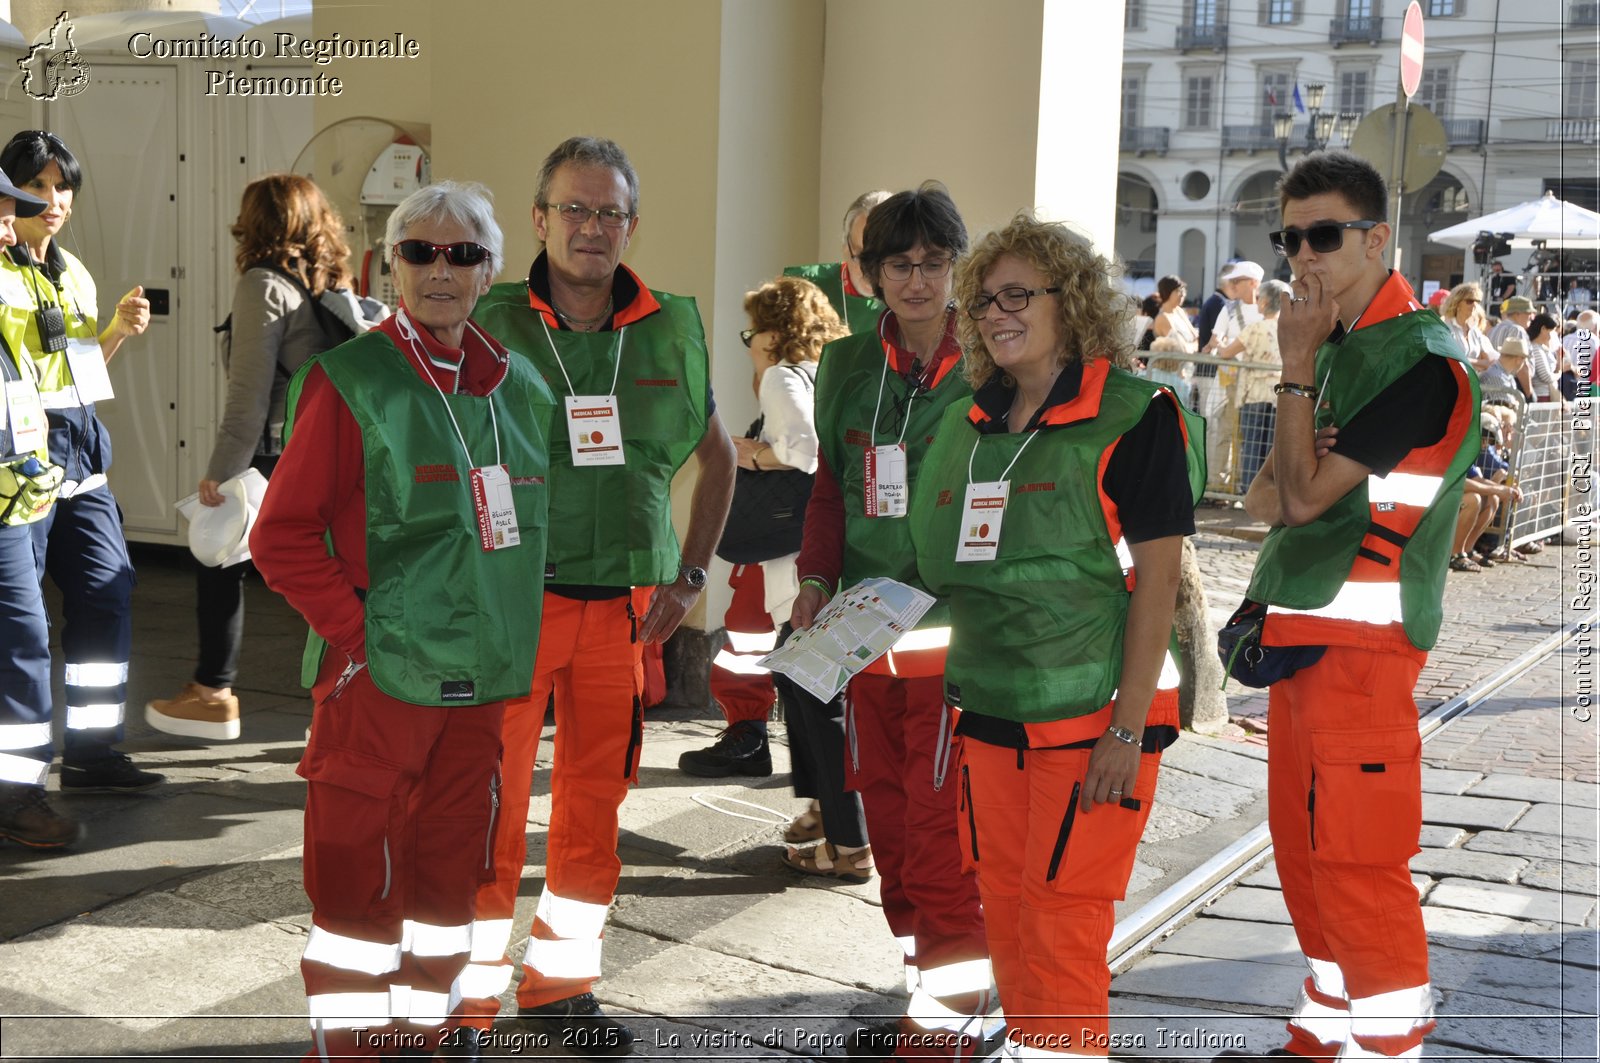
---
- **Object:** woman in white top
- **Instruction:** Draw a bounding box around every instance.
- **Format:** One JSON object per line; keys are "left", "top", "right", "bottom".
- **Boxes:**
{"left": 1526, "top": 313, "right": 1563, "bottom": 404}
{"left": 1150, "top": 273, "right": 1198, "bottom": 352}
{"left": 1441, "top": 282, "right": 1496, "bottom": 373}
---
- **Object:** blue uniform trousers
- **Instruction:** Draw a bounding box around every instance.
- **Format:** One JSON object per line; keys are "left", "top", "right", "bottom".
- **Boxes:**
{"left": 0, "top": 523, "right": 53, "bottom": 784}
{"left": 30, "top": 483, "right": 134, "bottom": 762}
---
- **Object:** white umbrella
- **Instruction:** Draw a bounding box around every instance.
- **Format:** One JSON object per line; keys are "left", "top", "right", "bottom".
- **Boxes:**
{"left": 1428, "top": 191, "right": 1600, "bottom": 250}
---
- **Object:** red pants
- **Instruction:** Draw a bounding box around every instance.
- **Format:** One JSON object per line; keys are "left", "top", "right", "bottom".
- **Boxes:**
{"left": 461, "top": 589, "right": 650, "bottom": 1027}
{"left": 960, "top": 739, "right": 1160, "bottom": 1056}
{"left": 1268, "top": 643, "right": 1434, "bottom": 1059}
{"left": 847, "top": 672, "right": 989, "bottom": 1020}
{"left": 710, "top": 564, "right": 777, "bottom": 724}
{"left": 298, "top": 655, "right": 504, "bottom": 1060}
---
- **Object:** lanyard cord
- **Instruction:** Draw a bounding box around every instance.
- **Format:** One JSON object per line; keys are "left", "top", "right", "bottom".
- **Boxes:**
{"left": 538, "top": 313, "right": 626, "bottom": 398}
{"left": 966, "top": 425, "right": 1040, "bottom": 487}
{"left": 870, "top": 312, "right": 940, "bottom": 447}
{"left": 395, "top": 308, "right": 501, "bottom": 470}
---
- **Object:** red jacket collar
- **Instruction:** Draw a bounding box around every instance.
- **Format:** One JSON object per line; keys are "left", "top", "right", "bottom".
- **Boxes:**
{"left": 877, "top": 309, "right": 961, "bottom": 389}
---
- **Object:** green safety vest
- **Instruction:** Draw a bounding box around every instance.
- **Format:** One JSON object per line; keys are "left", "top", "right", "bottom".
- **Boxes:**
{"left": 0, "top": 247, "right": 101, "bottom": 402}
{"left": 782, "top": 262, "right": 884, "bottom": 336}
{"left": 912, "top": 365, "right": 1203, "bottom": 721}
{"left": 288, "top": 329, "right": 554, "bottom": 706}
{"left": 813, "top": 327, "right": 971, "bottom": 626}
{"left": 1246, "top": 310, "right": 1479, "bottom": 650}
{"left": 473, "top": 282, "right": 708, "bottom": 587}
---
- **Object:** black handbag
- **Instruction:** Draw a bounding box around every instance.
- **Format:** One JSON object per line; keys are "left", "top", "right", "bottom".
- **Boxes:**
{"left": 716, "top": 365, "right": 817, "bottom": 564}
{"left": 1216, "top": 598, "right": 1327, "bottom": 689}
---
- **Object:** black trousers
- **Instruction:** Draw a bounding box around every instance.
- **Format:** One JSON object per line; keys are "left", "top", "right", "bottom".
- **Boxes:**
{"left": 772, "top": 622, "right": 869, "bottom": 848}
{"left": 193, "top": 456, "right": 276, "bottom": 689}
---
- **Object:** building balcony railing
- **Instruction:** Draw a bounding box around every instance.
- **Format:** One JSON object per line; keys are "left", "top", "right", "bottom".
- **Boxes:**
{"left": 1176, "top": 23, "right": 1229, "bottom": 52}
{"left": 1329, "top": 13, "right": 1384, "bottom": 45}
{"left": 1571, "top": 2, "right": 1598, "bottom": 28}
{"left": 1120, "top": 126, "right": 1171, "bottom": 155}
{"left": 1550, "top": 117, "right": 1599, "bottom": 142}
{"left": 1443, "top": 118, "right": 1485, "bottom": 150}
{"left": 1497, "top": 116, "right": 1599, "bottom": 144}
{"left": 1223, "top": 122, "right": 1292, "bottom": 152}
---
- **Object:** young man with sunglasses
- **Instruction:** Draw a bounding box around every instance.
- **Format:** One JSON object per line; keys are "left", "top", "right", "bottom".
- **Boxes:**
{"left": 1226, "top": 151, "right": 1480, "bottom": 1063}
{"left": 462, "top": 136, "right": 735, "bottom": 1057}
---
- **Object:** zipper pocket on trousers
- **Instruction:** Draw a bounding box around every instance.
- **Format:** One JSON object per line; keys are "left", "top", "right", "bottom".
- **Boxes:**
{"left": 380, "top": 835, "right": 392, "bottom": 901}
{"left": 623, "top": 694, "right": 643, "bottom": 778}
{"left": 1046, "top": 783, "right": 1081, "bottom": 882}
{"left": 961, "top": 765, "right": 979, "bottom": 863}
{"left": 484, "top": 770, "right": 501, "bottom": 871}
{"left": 626, "top": 600, "right": 638, "bottom": 643}
{"left": 1308, "top": 772, "right": 1317, "bottom": 851}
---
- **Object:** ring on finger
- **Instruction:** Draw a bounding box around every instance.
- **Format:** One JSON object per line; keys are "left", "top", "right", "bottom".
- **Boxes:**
{"left": 1108, "top": 788, "right": 1123, "bottom": 797}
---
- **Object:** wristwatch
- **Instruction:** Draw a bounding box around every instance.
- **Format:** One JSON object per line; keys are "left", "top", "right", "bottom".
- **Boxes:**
{"left": 679, "top": 564, "right": 708, "bottom": 589}
{"left": 1106, "top": 725, "right": 1138, "bottom": 746}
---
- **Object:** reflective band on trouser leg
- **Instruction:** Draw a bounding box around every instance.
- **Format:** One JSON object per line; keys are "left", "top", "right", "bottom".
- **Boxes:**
{"left": 303, "top": 925, "right": 404, "bottom": 978}
{"left": 62, "top": 661, "right": 129, "bottom": 688}
{"left": 307, "top": 992, "right": 392, "bottom": 1029}
{"left": 1287, "top": 970, "right": 1353, "bottom": 1059}
{"left": 0, "top": 721, "right": 51, "bottom": 751}
{"left": 897, "top": 934, "right": 919, "bottom": 995}
{"left": 389, "top": 983, "right": 458, "bottom": 1026}
{"left": 0, "top": 751, "right": 48, "bottom": 786}
{"left": 64, "top": 703, "right": 123, "bottom": 730}
{"left": 524, "top": 936, "right": 603, "bottom": 981}
{"left": 908, "top": 957, "right": 994, "bottom": 1034}
{"left": 711, "top": 648, "right": 776, "bottom": 676}
{"left": 1343, "top": 984, "right": 1434, "bottom": 1059}
{"left": 402, "top": 919, "right": 473, "bottom": 957}
{"left": 725, "top": 628, "right": 777, "bottom": 653}
{"left": 454, "top": 918, "right": 515, "bottom": 1002}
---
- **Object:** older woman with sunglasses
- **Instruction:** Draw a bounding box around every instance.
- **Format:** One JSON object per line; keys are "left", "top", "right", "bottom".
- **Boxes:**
{"left": 911, "top": 213, "right": 1201, "bottom": 1060}
{"left": 251, "top": 181, "right": 554, "bottom": 1061}
{"left": 1440, "top": 282, "right": 1496, "bottom": 374}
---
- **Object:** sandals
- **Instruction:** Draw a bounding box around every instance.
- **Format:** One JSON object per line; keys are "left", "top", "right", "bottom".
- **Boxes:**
{"left": 1449, "top": 554, "right": 1481, "bottom": 573}
{"left": 1475, "top": 552, "right": 1497, "bottom": 568}
{"left": 783, "top": 842, "right": 876, "bottom": 884}
{"left": 783, "top": 803, "right": 824, "bottom": 844}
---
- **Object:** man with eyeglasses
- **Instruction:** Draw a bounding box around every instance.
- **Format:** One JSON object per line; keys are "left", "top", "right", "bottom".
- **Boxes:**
{"left": 1222, "top": 151, "right": 1479, "bottom": 1063}
{"left": 783, "top": 189, "right": 890, "bottom": 336}
{"left": 464, "top": 136, "right": 735, "bottom": 1057}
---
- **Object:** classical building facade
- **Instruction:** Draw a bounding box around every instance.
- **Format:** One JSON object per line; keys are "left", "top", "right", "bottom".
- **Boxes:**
{"left": 1118, "top": 0, "right": 1598, "bottom": 299}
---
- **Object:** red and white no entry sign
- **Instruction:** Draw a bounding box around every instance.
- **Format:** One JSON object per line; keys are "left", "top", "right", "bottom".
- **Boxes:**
{"left": 1401, "top": 1, "right": 1426, "bottom": 99}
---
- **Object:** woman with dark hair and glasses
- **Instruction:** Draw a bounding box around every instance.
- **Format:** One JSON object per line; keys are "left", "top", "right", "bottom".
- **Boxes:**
{"left": 0, "top": 130, "right": 158, "bottom": 793}
{"left": 790, "top": 182, "right": 994, "bottom": 1060}
{"left": 147, "top": 173, "right": 386, "bottom": 743}
{"left": 250, "top": 181, "right": 554, "bottom": 1061}
{"left": 912, "top": 212, "right": 1201, "bottom": 1060}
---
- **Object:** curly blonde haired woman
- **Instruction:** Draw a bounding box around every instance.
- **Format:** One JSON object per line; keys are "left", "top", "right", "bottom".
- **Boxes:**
{"left": 910, "top": 213, "right": 1202, "bottom": 1058}
{"left": 1441, "top": 282, "right": 1495, "bottom": 374}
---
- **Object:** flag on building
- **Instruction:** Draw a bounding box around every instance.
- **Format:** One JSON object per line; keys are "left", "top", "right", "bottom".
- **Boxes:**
{"left": 1292, "top": 83, "right": 1306, "bottom": 114}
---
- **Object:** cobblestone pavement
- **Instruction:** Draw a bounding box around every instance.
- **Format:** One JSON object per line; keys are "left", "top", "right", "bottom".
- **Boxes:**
{"left": 0, "top": 527, "right": 1581, "bottom": 1060}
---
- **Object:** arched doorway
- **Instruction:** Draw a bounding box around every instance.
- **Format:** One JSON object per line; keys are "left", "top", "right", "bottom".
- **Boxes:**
{"left": 1404, "top": 171, "right": 1471, "bottom": 300}
{"left": 1231, "top": 168, "right": 1290, "bottom": 280}
{"left": 1116, "top": 172, "right": 1160, "bottom": 283}
{"left": 1180, "top": 228, "right": 1208, "bottom": 297}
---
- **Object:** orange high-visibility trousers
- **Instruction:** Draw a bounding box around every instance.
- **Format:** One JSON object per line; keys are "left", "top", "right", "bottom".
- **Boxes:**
{"left": 709, "top": 563, "right": 778, "bottom": 725}
{"left": 459, "top": 588, "right": 652, "bottom": 1027}
{"left": 1267, "top": 643, "right": 1434, "bottom": 1060}
{"left": 959, "top": 739, "right": 1161, "bottom": 1056}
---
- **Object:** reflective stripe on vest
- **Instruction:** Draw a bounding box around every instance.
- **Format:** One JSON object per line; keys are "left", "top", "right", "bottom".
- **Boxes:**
{"left": 306, "top": 991, "right": 391, "bottom": 1027}
{"left": 64, "top": 703, "right": 122, "bottom": 730}
{"left": 401, "top": 919, "right": 472, "bottom": 957}
{"left": 303, "top": 925, "right": 402, "bottom": 976}
{"left": 0, "top": 722, "right": 51, "bottom": 751}
{"left": 1268, "top": 581, "right": 1404, "bottom": 626}
{"left": 536, "top": 886, "right": 609, "bottom": 939}
{"left": 524, "top": 935, "right": 603, "bottom": 980}
{"left": 0, "top": 750, "right": 49, "bottom": 785}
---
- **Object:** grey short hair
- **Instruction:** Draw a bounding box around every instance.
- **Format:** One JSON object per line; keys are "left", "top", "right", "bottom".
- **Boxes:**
{"left": 842, "top": 189, "right": 891, "bottom": 243}
{"left": 534, "top": 136, "right": 640, "bottom": 216}
{"left": 384, "top": 181, "right": 503, "bottom": 269}
{"left": 1258, "top": 279, "right": 1293, "bottom": 316}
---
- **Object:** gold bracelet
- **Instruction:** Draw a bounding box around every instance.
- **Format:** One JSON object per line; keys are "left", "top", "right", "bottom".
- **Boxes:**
{"left": 1273, "top": 382, "right": 1318, "bottom": 400}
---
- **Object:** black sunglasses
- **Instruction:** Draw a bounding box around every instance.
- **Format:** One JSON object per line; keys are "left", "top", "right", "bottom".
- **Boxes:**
{"left": 740, "top": 328, "right": 756, "bottom": 347}
{"left": 1268, "top": 220, "right": 1378, "bottom": 258}
{"left": 392, "top": 239, "right": 491, "bottom": 268}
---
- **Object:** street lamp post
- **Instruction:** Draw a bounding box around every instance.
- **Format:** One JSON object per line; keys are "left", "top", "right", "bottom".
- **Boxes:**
{"left": 1275, "top": 83, "right": 1360, "bottom": 171}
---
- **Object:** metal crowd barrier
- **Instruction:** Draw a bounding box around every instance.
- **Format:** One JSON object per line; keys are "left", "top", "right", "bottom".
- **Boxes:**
{"left": 1131, "top": 352, "right": 1282, "bottom": 502}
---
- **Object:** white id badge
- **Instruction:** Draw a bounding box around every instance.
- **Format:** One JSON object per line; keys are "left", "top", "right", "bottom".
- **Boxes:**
{"left": 864, "top": 444, "right": 907, "bottom": 517}
{"left": 565, "top": 395, "right": 626, "bottom": 467}
{"left": 64, "top": 338, "right": 114, "bottom": 404}
{"left": 6, "top": 377, "right": 46, "bottom": 454}
{"left": 469, "top": 464, "right": 520, "bottom": 551}
{"left": 956, "top": 480, "right": 1009, "bottom": 562}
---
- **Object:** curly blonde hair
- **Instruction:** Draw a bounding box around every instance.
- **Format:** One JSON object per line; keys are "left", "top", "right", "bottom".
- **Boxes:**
{"left": 232, "top": 173, "right": 353, "bottom": 295}
{"left": 744, "top": 276, "right": 847, "bottom": 365}
{"left": 955, "top": 213, "right": 1135, "bottom": 390}
{"left": 1440, "top": 282, "right": 1482, "bottom": 326}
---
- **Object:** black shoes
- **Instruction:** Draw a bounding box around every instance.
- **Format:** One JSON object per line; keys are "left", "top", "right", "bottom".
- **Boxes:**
{"left": 517, "top": 992, "right": 634, "bottom": 1058}
{"left": 0, "top": 782, "right": 84, "bottom": 848}
{"left": 677, "top": 720, "right": 772, "bottom": 778}
{"left": 60, "top": 751, "right": 164, "bottom": 793}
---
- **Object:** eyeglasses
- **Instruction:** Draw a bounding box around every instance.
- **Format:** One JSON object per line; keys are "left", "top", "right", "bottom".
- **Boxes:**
{"left": 966, "top": 285, "right": 1061, "bottom": 319}
{"left": 1268, "top": 220, "right": 1378, "bottom": 258}
{"left": 880, "top": 256, "right": 954, "bottom": 282}
{"left": 740, "top": 328, "right": 757, "bottom": 347}
{"left": 544, "top": 202, "right": 633, "bottom": 229}
{"left": 392, "top": 240, "right": 491, "bottom": 267}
